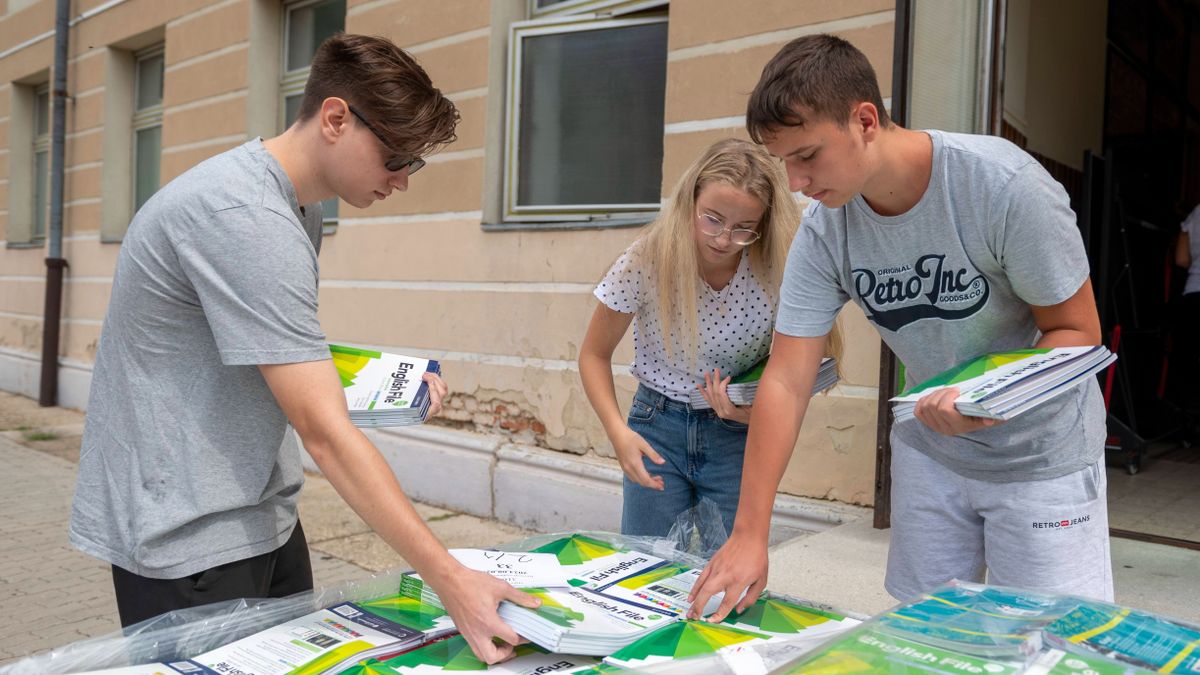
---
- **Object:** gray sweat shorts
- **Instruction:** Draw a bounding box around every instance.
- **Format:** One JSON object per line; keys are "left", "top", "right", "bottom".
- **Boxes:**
{"left": 885, "top": 436, "right": 1113, "bottom": 603}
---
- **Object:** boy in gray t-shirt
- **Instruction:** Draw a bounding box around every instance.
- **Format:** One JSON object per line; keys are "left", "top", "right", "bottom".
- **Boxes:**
{"left": 68, "top": 34, "right": 537, "bottom": 664}
{"left": 689, "top": 35, "right": 1111, "bottom": 620}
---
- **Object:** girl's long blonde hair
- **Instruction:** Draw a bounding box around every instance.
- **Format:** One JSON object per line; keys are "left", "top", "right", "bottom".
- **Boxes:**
{"left": 633, "top": 138, "right": 842, "bottom": 366}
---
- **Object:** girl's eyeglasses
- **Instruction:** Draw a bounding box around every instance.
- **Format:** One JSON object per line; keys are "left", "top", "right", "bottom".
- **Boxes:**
{"left": 347, "top": 104, "right": 426, "bottom": 175}
{"left": 697, "top": 212, "right": 761, "bottom": 245}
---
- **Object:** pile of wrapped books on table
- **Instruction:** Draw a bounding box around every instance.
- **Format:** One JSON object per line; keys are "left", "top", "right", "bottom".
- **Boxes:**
{"left": 59, "top": 533, "right": 860, "bottom": 675}
{"left": 25, "top": 532, "right": 1200, "bottom": 674}
{"left": 891, "top": 345, "right": 1116, "bottom": 422}
{"left": 400, "top": 534, "right": 857, "bottom": 660}
{"left": 773, "top": 579, "right": 1200, "bottom": 675}
{"left": 687, "top": 356, "right": 838, "bottom": 410}
{"left": 331, "top": 344, "right": 441, "bottom": 428}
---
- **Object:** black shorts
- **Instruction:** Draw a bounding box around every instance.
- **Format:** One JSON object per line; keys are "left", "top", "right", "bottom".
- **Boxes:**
{"left": 110, "top": 520, "right": 314, "bottom": 628}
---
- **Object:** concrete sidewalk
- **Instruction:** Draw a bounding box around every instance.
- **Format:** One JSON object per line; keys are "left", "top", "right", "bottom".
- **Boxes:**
{"left": 766, "top": 515, "right": 1200, "bottom": 622}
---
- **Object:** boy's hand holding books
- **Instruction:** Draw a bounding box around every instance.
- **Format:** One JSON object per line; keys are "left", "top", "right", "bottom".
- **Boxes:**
{"left": 890, "top": 346, "right": 1115, "bottom": 426}
{"left": 426, "top": 563, "right": 541, "bottom": 664}
{"left": 912, "top": 386, "right": 1001, "bottom": 435}
{"left": 422, "top": 370, "right": 448, "bottom": 417}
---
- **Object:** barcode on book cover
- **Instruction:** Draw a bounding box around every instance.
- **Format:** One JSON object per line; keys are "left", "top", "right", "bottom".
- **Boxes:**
{"left": 332, "top": 604, "right": 362, "bottom": 618}
{"left": 169, "top": 664, "right": 203, "bottom": 673}
{"left": 648, "top": 584, "right": 685, "bottom": 599}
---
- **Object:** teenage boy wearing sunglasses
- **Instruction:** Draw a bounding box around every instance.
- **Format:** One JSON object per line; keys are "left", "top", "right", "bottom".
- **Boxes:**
{"left": 69, "top": 33, "right": 539, "bottom": 664}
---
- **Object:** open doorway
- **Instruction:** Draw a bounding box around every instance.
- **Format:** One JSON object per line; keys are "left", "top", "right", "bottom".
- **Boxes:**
{"left": 1003, "top": 0, "right": 1200, "bottom": 547}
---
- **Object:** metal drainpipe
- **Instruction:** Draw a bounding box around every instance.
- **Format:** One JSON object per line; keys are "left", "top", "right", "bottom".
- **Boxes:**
{"left": 38, "top": 0, "right": 71, "bottom": 407}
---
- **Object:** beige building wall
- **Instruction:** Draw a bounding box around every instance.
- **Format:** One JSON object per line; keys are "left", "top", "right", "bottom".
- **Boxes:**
{"left": 0, "top": 0, "right": 894, "bottom": 509}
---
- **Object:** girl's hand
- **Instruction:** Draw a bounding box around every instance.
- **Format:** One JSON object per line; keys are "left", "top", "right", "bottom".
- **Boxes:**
{"left": 913, "top": 386, "right": 1001, "bottom": 435}
{"left": 612, "top": 426, "right": 666, "bottom": 491}
{"left": 698, "top": 369, "right": 751, "bottom": 424}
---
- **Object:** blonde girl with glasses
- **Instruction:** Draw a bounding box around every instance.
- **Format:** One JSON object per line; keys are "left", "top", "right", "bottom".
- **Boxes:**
{"left": 579, "top": 138, "right": 840, "bottom": 541}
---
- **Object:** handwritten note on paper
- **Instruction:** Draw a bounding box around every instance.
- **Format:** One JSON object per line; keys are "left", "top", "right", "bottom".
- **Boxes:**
{"left": 448, "top": 549, "right": 572, "bottom": 588}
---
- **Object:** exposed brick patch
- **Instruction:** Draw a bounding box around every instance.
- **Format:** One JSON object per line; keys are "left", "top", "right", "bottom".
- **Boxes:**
{"left": 434, "top": 394, "right": 546, "bottom": 444}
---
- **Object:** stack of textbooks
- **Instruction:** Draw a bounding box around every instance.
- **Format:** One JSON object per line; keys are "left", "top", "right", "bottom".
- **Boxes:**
{"left": 770, "top": 580, "right": 1195, "bottom": 675}
{"left": 402, "top": 536, "right": 711, "bottom": 655}
{"left": 891, "top": 345, "right": 1115, "bottom": 422}
{"left": 398, "top": 535, "right": 858, "bottom": 660}
{"left": 873, "top": 584, "right": 1077, "bottom": 663}
{"left": 687, "top": 356, "right": 838, "bottom": 410}
{"left": 331, "top": 344, "right": 441, "bottom": 428}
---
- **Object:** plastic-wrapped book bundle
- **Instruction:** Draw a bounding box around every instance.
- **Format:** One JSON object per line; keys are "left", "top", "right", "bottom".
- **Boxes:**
{"left": 12, "top": 531, "right": 859, "bottom": 675}
{"left": 768, "top": 581, "right": 1178, "bottom": 675}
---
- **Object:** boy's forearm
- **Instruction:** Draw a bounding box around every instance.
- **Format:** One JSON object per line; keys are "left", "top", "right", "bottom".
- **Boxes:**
{"left": 305, "top": 424, "right": 458, "bottom": 580}
{"left": 1035, "top": 328, "right": 1101, "bottom": 349}
{"left": 731, "top": 378, "right": 812, "bottom": 541}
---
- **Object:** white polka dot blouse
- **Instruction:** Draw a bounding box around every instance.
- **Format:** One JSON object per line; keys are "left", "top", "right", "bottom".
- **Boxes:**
{"left": 594, "top": 244, "right": 776, "bottom": 402}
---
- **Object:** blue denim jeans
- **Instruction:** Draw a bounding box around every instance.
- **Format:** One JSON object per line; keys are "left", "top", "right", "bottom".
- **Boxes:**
{"left": 620, "top": 384, "right": 749, "bottom": 541}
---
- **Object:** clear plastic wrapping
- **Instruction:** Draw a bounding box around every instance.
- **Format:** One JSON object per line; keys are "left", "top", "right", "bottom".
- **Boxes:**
{"left": 1, "top": 570, "right": 410, "bottom": 675}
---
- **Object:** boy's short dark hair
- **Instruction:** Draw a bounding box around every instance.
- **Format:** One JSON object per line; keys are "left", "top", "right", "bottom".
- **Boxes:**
{"left": 298, "top": 33, "right": 459, "bottom": 159}
{"left": 746, "top": 34, "right": 891, "bottom": 142}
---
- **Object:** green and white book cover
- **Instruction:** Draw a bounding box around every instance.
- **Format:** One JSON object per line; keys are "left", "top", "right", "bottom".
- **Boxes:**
{"left": 572, "top": 550, "right": 669, "bottom": 591}
{"left": 602, "top": 619, "right": 771, "bottom": 670}
{"left": 518, "top": 586, "right": 670, "bottom": 632}
{"left": 586, "top": 562, "right": 722, "bottom": 619}
{"left": 339, "top": 634, "right": 597, "bottom": 674}
{"left": 774, "top": 628, "right": 1024, "bottom": 674}
{"left": 330, "top": 344, "right": 439, "bottom": 413}
{"left": 893, "top": 348, "right": 1059, "bottom": 401}
{"left": 721, "top": 595, "right": 859, "bottom": 639}
{"left": 530, "top": 534, "right": 629, "bottom": 568}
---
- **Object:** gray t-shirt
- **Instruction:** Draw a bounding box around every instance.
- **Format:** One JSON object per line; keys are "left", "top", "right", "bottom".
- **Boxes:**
{"left": 776, "top": 130, "right": 1105, "bottom": 482}
{"left": 69, "top": 139, "right": 330, "bottom": 579}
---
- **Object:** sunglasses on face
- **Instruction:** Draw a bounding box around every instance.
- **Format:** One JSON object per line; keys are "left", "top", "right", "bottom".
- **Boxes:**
{"left": 346, "top": 104, "right": 426, "bottom": 175}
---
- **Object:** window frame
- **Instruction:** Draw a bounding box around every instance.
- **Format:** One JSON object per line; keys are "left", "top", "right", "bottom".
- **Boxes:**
{"left": 131, "top": 44, "right": 164, "bottom": 213}
{"left": 281, "top": 0, "right": 345, "bottom": 234}
{"left": 502, "top": 11, "right": 668, "bottom": 224}
{"left": 31, "top": 83, "right": 51, "bottom": 243}
{"left": 529, "top": 0, "right": 665, "bottom": 19}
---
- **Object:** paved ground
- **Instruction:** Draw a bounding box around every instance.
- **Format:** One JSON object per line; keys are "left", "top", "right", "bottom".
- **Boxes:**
{"left": 0, "top": 392, "right": 540, "bottom": 668}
